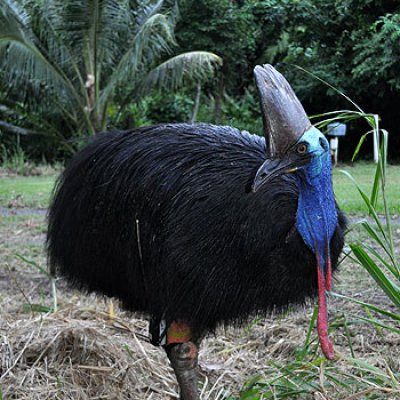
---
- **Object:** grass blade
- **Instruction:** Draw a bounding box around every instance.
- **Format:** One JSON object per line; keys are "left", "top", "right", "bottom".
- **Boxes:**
{"left": 370, "top": 155, "right": 381, "bottom": 209}
{"left": 340, "top": 170, "right": 386, "bottom": 235}
{"left": 16, "top": 253, "right": 49, "bottom": 276}
{"left": 361, "top": 243, "right": 399, "bottom": 279}
{"left": 352, "top": 131, "right": 368, "bottom": 162}
{"left": 331, "top": 292, "right": 400, "bottom": 321}
{"left": 350, "top": 244, "right": 400, "bottom": 308}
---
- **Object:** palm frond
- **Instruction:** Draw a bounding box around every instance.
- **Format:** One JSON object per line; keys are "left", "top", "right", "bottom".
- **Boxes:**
{"left": 34, "top": 1, "right": 85, "bottom": 90}
{"left": 95, "top": 0, "right": 134, "bottom": 69}
{"left": 0, "top": 1, "right": 83, "bottom": 112}
{"left": 136, "top": 0, "right": 168, "bottom": 28}
{"left": 141, "top": 51, "right": 222, "bottom": 92}
{"left": 99, "top": 12, "right": 176, "bottom": 111}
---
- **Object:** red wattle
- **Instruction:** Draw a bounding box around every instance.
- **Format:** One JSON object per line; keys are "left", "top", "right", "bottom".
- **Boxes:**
{"left": 317, "top": 264, "right": 334, "bottom": 360}
{"left": 326, "top": 256, "right": 332, "bottom": 292}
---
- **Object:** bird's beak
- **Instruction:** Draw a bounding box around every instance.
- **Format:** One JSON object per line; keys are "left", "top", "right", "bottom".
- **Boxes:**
{"left": 252, "top": 156, "right": 310, "bottom": 192}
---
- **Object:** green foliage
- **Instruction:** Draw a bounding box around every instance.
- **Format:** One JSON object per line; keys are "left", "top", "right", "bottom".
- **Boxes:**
{"left": 1, "top": 142, "right": 27, "bottom": 174}
{"left": 177, "top": 0, "right": 257, "bottom": 94}
{"left": 184, "top": 89, "right": 263, "bottom": 135}
{"left": 0, "top": 0, "right": 221, "bottom": 157}
{"left": 352, "top": 13, "right": 400, "bottom": 91}
{"left": 2, "top": 0, "right": 399, "bottom": 160}
{"left": 262, "top": 0, "right": 400, "bottom": 96}
{"left": 274, "top": 0, "right": 400, "bottom": 159}
{"left": 340, "top": 118, "right": 400, "bottom": 333}
{"left": 132, "top": 87, "right": 264, "bottom": 134}
{"left": 174, "top": 0, "right": 400, "bottom": 159}
{"left": 145, "top": 92, "right": 194, "bottom": 123}
{"left": 239, "top": 357, "right": 400, "bottom": 399}
{"left": 315, "top": 107, "right": 400, "bottom": 330}
{"left": 211, "top": 90, "right": 263, "bottom": 135}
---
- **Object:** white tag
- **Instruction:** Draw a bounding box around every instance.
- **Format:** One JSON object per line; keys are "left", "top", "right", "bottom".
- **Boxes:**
{"left": 159, "top": 319, "right": 167, "bottom": 346}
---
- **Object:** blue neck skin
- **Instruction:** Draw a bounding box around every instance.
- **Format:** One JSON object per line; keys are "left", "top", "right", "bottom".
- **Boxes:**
{"left": 295, "top": 127, "right": 338, "bottom": 269}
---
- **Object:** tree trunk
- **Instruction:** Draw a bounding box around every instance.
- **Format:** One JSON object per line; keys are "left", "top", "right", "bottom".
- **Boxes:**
{"left": 85, "top": 74, "right": 101, "bottom": 133}
{"left": 213, "top": 75, "right": 224, "bottom": 124}
{"left": 190, "top": 82, "right": 202, "bottom": 123}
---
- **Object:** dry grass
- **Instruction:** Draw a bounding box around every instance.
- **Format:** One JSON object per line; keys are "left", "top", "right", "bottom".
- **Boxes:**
{"left": 1, "top": 306, "right": 177, "bottom": 399}
{"left": 0, "top": 301, "right": 318, "bottom": 399}
{"left": 1, "top": 212, "right": 400, "bottom": 399}
{"left": 1, "top": 299, "right": 399, "bottom": 399}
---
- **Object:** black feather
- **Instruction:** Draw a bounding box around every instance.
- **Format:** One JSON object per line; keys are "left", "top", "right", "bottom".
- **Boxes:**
{"left": 47, "top": 123, "right": 346, "bottom": 338}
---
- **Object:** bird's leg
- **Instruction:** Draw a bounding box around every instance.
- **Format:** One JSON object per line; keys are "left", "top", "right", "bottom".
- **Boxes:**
{"left": 167, "top": 341, "right": 200, "bottom": 400}
{"left": 164, "top": 321, "right": 200, "bottom": 400}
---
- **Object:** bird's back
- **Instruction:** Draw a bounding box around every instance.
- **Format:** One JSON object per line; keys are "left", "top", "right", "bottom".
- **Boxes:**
{"left": 47, "top": 123, "right": 345, "bottom": 335}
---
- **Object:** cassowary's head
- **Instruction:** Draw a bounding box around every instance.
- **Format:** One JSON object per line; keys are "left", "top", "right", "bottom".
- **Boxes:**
{"left": 251, "top": 65, "right": 331, "bottom": 189}
{"left": 251, "top": 126, "right": 330, "bottom": 190}
{"left": 252, "top": 64, "right": 338, "bottom": 360}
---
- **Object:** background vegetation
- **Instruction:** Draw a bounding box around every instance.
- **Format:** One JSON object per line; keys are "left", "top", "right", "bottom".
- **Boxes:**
{"left": 0, "top": 0, "right": 221, "bottom": 159}
{"left": 1, "top": 0, "right": 399, "bottom": 162}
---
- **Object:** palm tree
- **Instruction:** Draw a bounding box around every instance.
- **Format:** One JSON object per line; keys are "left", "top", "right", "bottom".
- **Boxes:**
{"left": 0, "top": 0, "right": 221, "bottom": 152}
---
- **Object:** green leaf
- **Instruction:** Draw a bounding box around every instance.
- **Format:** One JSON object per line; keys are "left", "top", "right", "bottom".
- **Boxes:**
{"left": 23, "top": 303, "right": 53, "bottom": 313}
{"left": 360, "top": 242, "right": 399, "bottom": 279}
{"left": 16, "top": 254, "right": 50, "bottom": 277}
{"left": 359, "top": 221, "right": 395, "bottom": 265}
{"left": 340, "top": 170, "right": 386, "bottom": 235}
{"left": 331, "top": 292, "right": 400, "bottom": 321}
{"left": 141, "top": 51, "right": 222, "bottom": 92}
{"left": 297, "top": 305, "right": 318, "bottom": 360}
{"left": 370, "top": 147, "right": 381, "bottom": 209}
{"left": 352, "top": 131, "right": 368, "bottom": 162}
{"left": 350, "top": 244, "right": 400, "bottom": 308}
{"left": 349, "top": 357, "right": 391, "bottom": 376}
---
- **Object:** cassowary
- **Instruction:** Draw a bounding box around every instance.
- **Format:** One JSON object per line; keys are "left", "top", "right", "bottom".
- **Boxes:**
{"left": 47, "top": 65, "right": 346, "bottom": 399}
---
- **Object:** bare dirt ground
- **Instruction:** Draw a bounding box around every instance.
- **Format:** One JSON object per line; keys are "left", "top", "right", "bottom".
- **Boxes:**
{"left": 1, "top": 212, "right": 399, "bottom": 399}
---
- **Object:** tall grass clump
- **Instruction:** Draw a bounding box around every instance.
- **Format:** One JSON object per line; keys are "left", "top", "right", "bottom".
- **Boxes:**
{"left": 318, "top": 111, "right": 399, "bottom": 334}
{"left": 0, "top": 142, "right": 29, "bottom": 174}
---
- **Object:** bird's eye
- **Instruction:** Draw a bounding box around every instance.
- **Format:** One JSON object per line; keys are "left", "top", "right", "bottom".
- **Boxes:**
{"left": 296, "top": 143, "right": 308, "bottom": 154}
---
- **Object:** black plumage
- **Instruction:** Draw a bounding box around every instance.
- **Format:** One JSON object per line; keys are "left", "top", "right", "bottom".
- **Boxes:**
{"left": 47, "top": 123, "right": 346, "bottom": 336}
